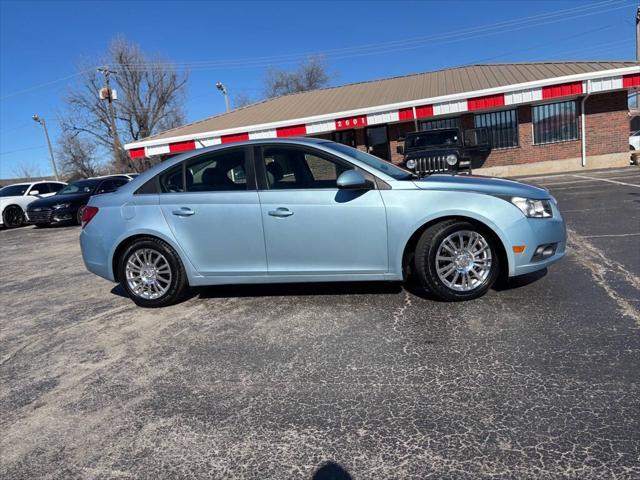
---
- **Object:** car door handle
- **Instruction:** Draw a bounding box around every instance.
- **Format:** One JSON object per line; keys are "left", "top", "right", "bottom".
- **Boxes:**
{"left": 172, "top": 207, "right": 195, "bottom": 217}
{"left": 268, "top": 207, "right": 293, "bottom": 218}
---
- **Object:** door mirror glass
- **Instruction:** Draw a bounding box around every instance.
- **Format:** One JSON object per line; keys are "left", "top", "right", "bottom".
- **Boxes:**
{"left": 337, "top": 170, "right": 368, "bottom": 190}
{"left": 29, "top": 190, "right": 39, "bottom": 196}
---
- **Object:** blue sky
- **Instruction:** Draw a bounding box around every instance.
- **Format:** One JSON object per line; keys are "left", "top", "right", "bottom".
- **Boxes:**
{"left": 0, "top": 0, "right": 637, "bottom": 177}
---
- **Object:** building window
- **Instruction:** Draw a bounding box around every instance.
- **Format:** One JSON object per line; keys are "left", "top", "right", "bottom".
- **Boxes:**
{"left": 533, "top": 100, "right": 578, "bottom": 145}
{"left": 474, "top": 109, "right": 518, "bottom": 149}
{"left": 420, "top": 117, "right": 460, "bottom": 131}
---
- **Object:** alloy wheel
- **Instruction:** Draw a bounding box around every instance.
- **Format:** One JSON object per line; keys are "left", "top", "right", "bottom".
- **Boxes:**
{"left": 435, "top": 230, "right": 492, "bottom": 292}
{"left": 125, "top": 248, "right": 173, "bottom": 300}
{"left": 3, "top": 206, "right": 25, "bottom": 228}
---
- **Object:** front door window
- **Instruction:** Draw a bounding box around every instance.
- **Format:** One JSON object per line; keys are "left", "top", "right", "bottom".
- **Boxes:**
{"left": 366, "top": 125, "right": 390, "bottom": 161}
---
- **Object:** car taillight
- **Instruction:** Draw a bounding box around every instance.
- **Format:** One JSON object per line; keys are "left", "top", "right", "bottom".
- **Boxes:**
{"left": 81, "top": 206, "right": 99, "bottom": 228}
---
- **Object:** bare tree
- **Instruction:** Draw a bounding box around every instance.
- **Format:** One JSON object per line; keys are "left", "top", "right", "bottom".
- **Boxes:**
{"left": 264, "top": 56, "right": 329, "bottom": 98}
{"left": 56, "top": 132, "right": 101, "bottom": 178}
{"left": 61, "top": 36, "right": 188, "bottom": 172}
{"left": 12, "top": 162, "right": 42, "bottom": 179}
{"left": 232, "top": 92, "right": 255, "bottom": 109}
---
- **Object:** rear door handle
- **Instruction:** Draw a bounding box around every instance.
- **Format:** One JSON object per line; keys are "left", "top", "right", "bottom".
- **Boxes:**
{"left": 268, "top": 207, "right": 293, "bottom": 218}
{"left": 172, "top": 207, "right": 195, "bottom": 217}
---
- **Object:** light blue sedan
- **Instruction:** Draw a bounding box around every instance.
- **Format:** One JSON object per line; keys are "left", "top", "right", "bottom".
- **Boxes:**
{"left": 80, "top": 138, "right": 566, "bottom": 307}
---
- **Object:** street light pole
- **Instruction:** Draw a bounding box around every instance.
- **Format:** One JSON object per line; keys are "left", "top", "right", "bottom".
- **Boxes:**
{"left": 216, "top": 81, "right": 230, "bottom": 112}
{"left": 32, "top": 114, "right": 59, "bottom": 180}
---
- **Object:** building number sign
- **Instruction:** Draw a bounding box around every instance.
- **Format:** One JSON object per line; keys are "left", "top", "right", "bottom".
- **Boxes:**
{"left": 335, "top": 115, "right": 368, "bottom": 130}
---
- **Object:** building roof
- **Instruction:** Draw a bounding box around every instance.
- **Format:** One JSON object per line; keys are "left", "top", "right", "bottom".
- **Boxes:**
{"left": 127, "top": 61, "right": 639, "bottom": 153}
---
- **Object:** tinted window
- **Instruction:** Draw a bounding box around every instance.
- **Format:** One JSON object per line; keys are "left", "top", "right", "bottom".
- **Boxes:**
{"left": 30, "top": 183, "right": 49, "bottom": 194}
{"left": 159, "top": 165, "right": 185, "bottom": 193}
{"left": 533, "top": 101, "right": 578, "bottom": 145}
{"left": 474, "top": 109, "right": 518, "bottom": 149}
{"left": 48, "top": 183, "right": 65, "bottom": 193}
{"left": 263, "top": 147, "right": 350, "bottom": 189}
{"left": 420, "top": 117, "right": 461, "bottom": 131}
{"left": 406, "top": 130, "right": 460, "bottom": 149}
{"left": 0, "top": 184, "right": 29, "bottom": 197}
{"left": 186, "top": 150, "right": 247, "bottom": 192}
{"left": 97, "top": 178, "right": 128, "bottom": 194}
{"left": 58, "top": 179, "right": 100, "bottom": 195}
{"left": 323, "top": 143, "right": 412, "bottom": 180}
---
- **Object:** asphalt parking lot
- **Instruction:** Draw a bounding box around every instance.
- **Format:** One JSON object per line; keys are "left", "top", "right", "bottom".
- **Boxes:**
{"left": 1, "top": 167, "right": 639, "bottom": 479}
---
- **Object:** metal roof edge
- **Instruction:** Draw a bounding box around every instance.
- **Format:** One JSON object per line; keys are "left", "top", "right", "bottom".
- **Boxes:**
{"left": 125, "top": 65, "right": 640, "bottom": 150}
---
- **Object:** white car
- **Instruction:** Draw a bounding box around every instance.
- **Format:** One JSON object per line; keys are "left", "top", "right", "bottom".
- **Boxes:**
{"left": 0, "top": 180, "right": 67, "bottom": 228}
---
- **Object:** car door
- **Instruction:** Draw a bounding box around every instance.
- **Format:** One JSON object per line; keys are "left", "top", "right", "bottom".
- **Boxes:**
{"left": 158, "top": 147, "right": 267, "bottom": 276}
{"left": 257, "top": 145, "right": 388, "bottom": 276}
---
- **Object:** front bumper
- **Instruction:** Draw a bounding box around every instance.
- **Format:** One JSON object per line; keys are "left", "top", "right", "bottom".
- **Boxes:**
{"left": 507, "top": 204, "right": 567, "bottom": 277}
{"left": 27, "top": 207, "right": 77, "bottom": 225}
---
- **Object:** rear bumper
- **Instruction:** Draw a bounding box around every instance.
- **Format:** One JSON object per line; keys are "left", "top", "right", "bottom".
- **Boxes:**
{"left": 80, "top": 228, "right": 114, "bottom": 281}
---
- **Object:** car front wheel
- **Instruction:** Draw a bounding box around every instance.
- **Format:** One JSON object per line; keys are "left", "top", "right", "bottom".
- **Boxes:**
{"left": 119, "top": 237, "right": 187, "bottom": 307}
{"left": 414, "top": 220, "right": 499, "bottom": 301}
{"left": 2, "top": 205, "right": 25, "bottom": 228}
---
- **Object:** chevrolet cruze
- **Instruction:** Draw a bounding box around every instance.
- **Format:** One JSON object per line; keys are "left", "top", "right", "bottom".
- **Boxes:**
{"left": 80, "top": 138, "right": 566, "bottom": 307}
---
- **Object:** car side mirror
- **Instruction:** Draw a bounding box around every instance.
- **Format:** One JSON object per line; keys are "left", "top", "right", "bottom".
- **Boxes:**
{"left": 396, "top": 145, "right": 404, "bottom": 155}
{"left": 29, "top": 190, "right": 39, "bottom": 196}
{"left": 337, "top": 170, "right": 369, "bottom": 190}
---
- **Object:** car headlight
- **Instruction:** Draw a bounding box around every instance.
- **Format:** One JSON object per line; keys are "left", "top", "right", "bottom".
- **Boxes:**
{"left": 52, "top": 203, "right": 71, "bottom": 210}
{"left": 406, "top": 159, "right": 417, "bottom": 170}
{"left": 510, "top": 197, "right": 553, "bottom": 218}
{"left": 445, "top": 154, "right": 458, "bottom": 166}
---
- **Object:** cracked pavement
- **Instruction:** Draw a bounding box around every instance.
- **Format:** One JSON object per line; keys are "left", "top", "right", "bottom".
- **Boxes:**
{"left": 1, "top": 167, "right": 639, "bottom": 479}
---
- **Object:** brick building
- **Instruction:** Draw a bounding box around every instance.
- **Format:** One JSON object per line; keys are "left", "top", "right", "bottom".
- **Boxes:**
{"left": 125, "top": 62, "right": 640, "bottom": 176}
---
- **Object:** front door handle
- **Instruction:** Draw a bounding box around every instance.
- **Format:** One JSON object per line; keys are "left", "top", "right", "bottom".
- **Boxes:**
{"left": 268, "top": 207, "right": 294, "bottom": 218}
{"left": 172, "top": 207, "right": 195, "bottom": 217}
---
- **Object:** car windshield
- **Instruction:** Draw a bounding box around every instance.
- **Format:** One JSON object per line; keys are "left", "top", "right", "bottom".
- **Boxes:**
{"left": 0, "top": 184, "right": 30, "bottom": 197}
{"left": 57, "top": 179, "right": 100, "bottom": 195}
{"left": 406, "top": 130, "right": 460, "bottom": 149}
{"left": 323, "top": 142, "right": 413, "bottom": 180}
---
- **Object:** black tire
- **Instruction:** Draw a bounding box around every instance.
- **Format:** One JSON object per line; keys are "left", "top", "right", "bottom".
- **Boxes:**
{"left": 414, "top": 220, "right": 500, "bottom": 301}
{"left": 2, "top": 205, "right": 25, "bottom": 228}
{"left": 118, "top": 237, "right": 188, "bottom": 308}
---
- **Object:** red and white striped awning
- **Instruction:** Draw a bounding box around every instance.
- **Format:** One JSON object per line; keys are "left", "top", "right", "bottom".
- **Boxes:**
{"left": 126, "top": 66, "right": 640, "bottom": 159}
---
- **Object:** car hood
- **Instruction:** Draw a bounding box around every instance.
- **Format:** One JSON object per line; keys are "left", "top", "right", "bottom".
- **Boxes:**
{"left": 28, "top": 193, "right": 90, "bottom": 208}
{"left": 412, "top": 174, "right": 549, "bottom": 199}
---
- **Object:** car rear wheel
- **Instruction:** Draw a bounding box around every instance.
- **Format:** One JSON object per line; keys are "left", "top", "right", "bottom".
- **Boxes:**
{"left": 119, "top": 237, "right": 188, "bottom": 307}
{"left": 2, "top": 205, "right": 25, "bottom": 228}
{"left": 414, "top": 220, "right": 499, "bottom": 301}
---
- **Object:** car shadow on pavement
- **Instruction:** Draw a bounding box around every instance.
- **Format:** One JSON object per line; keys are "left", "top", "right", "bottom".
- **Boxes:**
{"left": 110, "top": 269, "right": 547, "bottom": 303}
{"left": 493, "top": 268, "right": 548, "bottom": 291}
{"left": 194, "top": 281, "right": 404, "bottom": 299}
{"left": 110, "top": 280, "right": 404, "bottom": 301}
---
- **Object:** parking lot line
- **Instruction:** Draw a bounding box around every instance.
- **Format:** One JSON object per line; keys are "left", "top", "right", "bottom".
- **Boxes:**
{"left": 572, "top": 174, "right": 640, "bottom": 188}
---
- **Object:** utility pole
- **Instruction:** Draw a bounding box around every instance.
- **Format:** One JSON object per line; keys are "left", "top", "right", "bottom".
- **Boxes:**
{"left": 97, "top": 66, "right": 126, "bottom": 169}
{"left": 216, "top": 81, "right": 230, "bottom": 112}
{"left": 32, "top": 114, "right": 59, "bottom": 180}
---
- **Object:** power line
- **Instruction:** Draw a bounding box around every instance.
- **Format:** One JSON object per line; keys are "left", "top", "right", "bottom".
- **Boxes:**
{"left": 0, "top": 68, "right": 94, "bottom": 101}
{"left": 116, "top": 0, "right": 632, "bottom": 71}
{"left": 0, "top": 0, "right": 632, "bottom": 100}
{"left": 0, "top": 145, "right": 47, "bottom": 156}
